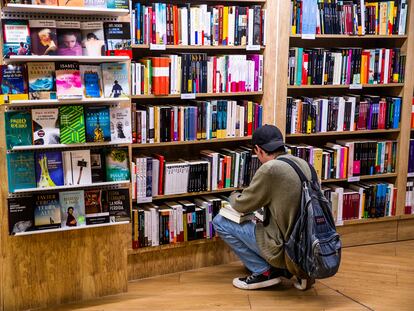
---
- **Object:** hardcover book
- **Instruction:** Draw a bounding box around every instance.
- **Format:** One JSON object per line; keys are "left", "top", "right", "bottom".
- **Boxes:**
{"left": 55, "top": 62, "right": 83, "bottom": 99}
{"left": 110, "top": 107, "right": 132, "bottom": 143}
{"left": 84, "top": 189, "right": 109, "bottom": 225}
{"left": 90, "top": 150, "right": 106, "bottom": 183}
{"left": 107, "top": 188, "right": 130, "bottom": 222}
{"left": 105, "top": 148, "right": 130, "bottom": 181}
{"left": 34, "top": 192, "right": 61, "bottom": 230}
{"left": 59, "top": 190, "right": 86, "bottom": 228}
{"left": 59, "top": 105, "right": 86, "bottom": 144}
{"left": 8, "top": 196, "right": 34, "bottom": 235}
{"left": 101, "top": 62, "right": 130, "bottom": 98}
{"left": 35, "top": 151, "right": 64, "bottom": 188}
{"left": 27, "top": 62, "right": 56, "bottom": 99}
{"left": 2, "top": 19, "right": 30, "bottom": 58}
{"left": 0, "top": 64, "right": 29, "bottom": 103}
{"left": 58, "top": 0, "right": 84, "bottom": 7}
{"left": 56, "top": 21, "right": 82, "bottom": 56}
{"left": 7, "top": 151, "right": 36, "bottom": 192}
{"left": 62, "top": 149, "right": 92, "bottom": 185}
{"left": 85, "top": 106, "right": 111, "bottom": 142}
{"left": 103, "top": 22, "right": 131, "bottom": 57}
{"left": 106, "top": 0, "right": 128, "bottom": 9}
{"left": 80, "top": 22, "right": 105, "bottom": 56}
{"left": 29, "top": 20, "right": 57, "bottom": 56}
{"left": 5, "top": 110, "right": 32, "bottom": 150}
{"left": 32, "top": 108, "right": 60, "bottom": 145}
{"left": 80, "top": 65, "right": 103, "bottom": 98}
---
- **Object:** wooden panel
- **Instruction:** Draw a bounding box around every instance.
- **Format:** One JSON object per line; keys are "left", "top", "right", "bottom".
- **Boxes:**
{"left": 397, "top": 217, "right": 414, "bottom": 241}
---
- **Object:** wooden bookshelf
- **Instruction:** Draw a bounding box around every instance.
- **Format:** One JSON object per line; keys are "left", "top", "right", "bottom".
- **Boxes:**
{"left": 290, "top": 34, "right": 408, "bottom": 39}
{"left": 320, "top": 173, "right": 398, "bottom": 184}
{"left": 4, "top": 55, "right": 129, "bottom": 64}
{"left": 7, "top": 98, "right": 130, "bottom": 107}
{"left": 130, "top": 91, "right": 263, "bottom": 99}
{"left": 287, "top": 83, "right": 405, "bottom": 89}
{"left": 286, "top": 129, "right": 400, "bottom": 138}
{"left": 132, "top": 44, "right": 265, "bottom": 50}
{"left": 130, "top": 136, "right": 251, "bottom": 148}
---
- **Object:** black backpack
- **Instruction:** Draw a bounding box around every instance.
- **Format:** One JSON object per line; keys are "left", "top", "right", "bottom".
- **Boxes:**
{"left": 278, "top": 157, "right": 341, "bottom": 279}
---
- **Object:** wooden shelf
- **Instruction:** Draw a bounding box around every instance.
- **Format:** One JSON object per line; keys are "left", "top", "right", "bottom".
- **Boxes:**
{"left": 7, "top": 98, "right": 130, "bottom": 107}
{"left": 10, "top": 141, "right": 128, "bottom": 151}
{"left": 290, "top": 34, "right": 408, "bottom": 39}
{"left": 131, "top": 136, "right": 251, "bottom": 148}
{"left": 2, "top": 4, "right": 129, "bottom": 16}
{"left": 131, "top": 91, "right": 263, "bottom": 99}
{"left": 10, "top": 181, "right": 130, "bottom": 194}
{"left": 132, "top": 44, "right": 265, "bottom": 51}
{"left": 286, "top": 129, "right": 400, "bottom": 138}
{"left": 4, "top": 56, "right": 129, "bottom": 64}
{"left": 321, "top": 173, "right": 397, "bottom": 183}
{"left": 287, "top": 83, "right": 405, "bottom": 89}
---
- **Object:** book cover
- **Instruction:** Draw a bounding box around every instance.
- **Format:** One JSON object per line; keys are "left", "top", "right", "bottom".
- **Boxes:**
{"left": 56, "top": 21, "right": 82, "bottom": 56}
{"left": 105, "top": 148, "right": 130, "bottom": 181}
{"left": 2, "top": 20, "right": 31, "bottom": 59}
{"left": 33, "top": 0, "right": 58, "bottom": 4}
{"left": 110, "top": 107, "right": 132, "bottom": 143}
{"left": 0, "top": 65, "right": 29, "bottom": 103}
{"left": 101, "top": 62, "right": 129, "bottom": 98}
{"left": 80, "top": 65, "right": 103, "bottom": 98}
{"left": 62, "top": 149, "right": 92, "bottom": 185}
{"left": 55, "top": 62, "right": 82, "bottom": 99}
{"left": 8, "top": 196, "right": 34, "bottom": 235}
{"left": 6, "top": 151, "right": 36, "bottom": 192}
{"left": 107, "top": 188, "right": 130, "bottom": 222}
{"left": 103, "top": 22, "right": 131, "bottom": 57}
{"left": 58, "top": 0, "right": 84, "bottom": 7}
{"left": 59, "top": 105, "right": 86, "bottom": 144}
{"left": 35, "top": 151, "right": 64, "bottom": 188}
{"left": 84, "top": 189, "right": 109, "bottom": 225}
{"left": 106, "top": 0, "right": 128, "bottom": 9}
{"left": 85, "top": 106, "right": 111, "bottom": 142}
{"left": 34, "top": 192, "right": 61, "bottom": 229}
{"left": 84, "top": 0, "right": 106, "bottom": 8}
{"left": 29, "top": 20, "right": 57, "bottom": 56}
{"left": 5, "top": 110, "right": 32, "bottom": 150}
{"left": 91, "top": 150, "right": 106, "bottom": 183}
{"left": 80, "top": 22, "right": 105, "bottom": 56}
{"left": 59, "top": 190, "right": 86, "bottom": 227}
{"left": 27, "top": 62, "right": 56, "bottom": 99}
{"left": 32, "top": 108, "right": 60, "bottom": 145}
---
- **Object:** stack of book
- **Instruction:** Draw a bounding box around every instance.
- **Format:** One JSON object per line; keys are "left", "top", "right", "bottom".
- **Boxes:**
{"left": 406, "top": 179, "right": 414, "bottom": 215}
{"left": 288, "top": 48, "right": 406, "bottom": 86}
{"left": 218, "top": 200, "right": 254, "bottom": 224}
{"left": 131, "top": 53, "right": 263, "bottom": 95}
{"left": 131, "top": 100, "right": 262, "bottom": 144}
{"left": 132, "top": 2, "right": 266, "bottom": 46}
{"left": 4, "top": 0, "right": 129, "bottom": 9}
{"left": 286, "top": 95, "right": 402, "bottom": 134}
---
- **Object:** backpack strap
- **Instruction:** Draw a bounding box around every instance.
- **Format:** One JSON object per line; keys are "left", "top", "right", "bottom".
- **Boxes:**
{"left": 278, "top": 157, "right": 319, "bottom": 183}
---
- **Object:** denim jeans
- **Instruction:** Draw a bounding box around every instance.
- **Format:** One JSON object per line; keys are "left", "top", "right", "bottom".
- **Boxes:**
{"left": 213, "top": 214, "right": 271, "bottom": 275}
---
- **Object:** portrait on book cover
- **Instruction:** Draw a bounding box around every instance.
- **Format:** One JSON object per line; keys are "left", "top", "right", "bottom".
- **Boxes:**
{"left": 57, "top": 30, "right": 82, "bottom": 56}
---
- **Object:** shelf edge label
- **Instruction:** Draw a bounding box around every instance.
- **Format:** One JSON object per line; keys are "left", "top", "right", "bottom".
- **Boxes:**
{"left": 246, "top": 45, "right": 261, "bottom": 51}
{"left": 301, "top": 33, "right": 316, "bottom": 40}
{"left": 150, "top": 44, "right": 166, "bottom": 50}
{"left": 181, "top": 93, "right": 196, "bottom": 99}
{"left": 347, "top": 176, "right": 361, "bottom": 182}
{"left": 349, "top": 84, "right": 363, "bottom": 89}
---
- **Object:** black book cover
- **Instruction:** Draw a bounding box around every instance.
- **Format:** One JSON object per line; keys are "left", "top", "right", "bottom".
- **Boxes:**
{"left": 107, "top": 188, "right": 130, "bottom": 223}
{"left": 252, "top": 5, "right": 262, "bottom": 45}
{"left": 8, "top": 196, "right": 34, "bottom": 235}
{"left": 90, "top": 150, "right": 106, "bottom": 183}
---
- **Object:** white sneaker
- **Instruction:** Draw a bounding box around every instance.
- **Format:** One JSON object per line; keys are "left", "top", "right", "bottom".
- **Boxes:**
{"left": 293, "top": 277, "right": 315, "bottom": 291}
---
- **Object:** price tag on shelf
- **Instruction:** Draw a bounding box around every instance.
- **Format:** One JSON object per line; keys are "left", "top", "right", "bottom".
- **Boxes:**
{"left": 347, "top": 176, "right": 361, "bottom": 182}
{"left": 181, "top": 93, "right": 196, "bottom": 99}
{"left": 349, "top": 84, "right": 363, "bottom": 89}
{"left": 246, "top": 45, "right": 261, "bottom": 51}
{"left": 301, "top": 33, "right": 316, "bottom": 40}
{"left": 150, "top": 43, "right": 166, "bottom": 50}
{"left": 408, "top": 172, "right": 414, "bottom": 178}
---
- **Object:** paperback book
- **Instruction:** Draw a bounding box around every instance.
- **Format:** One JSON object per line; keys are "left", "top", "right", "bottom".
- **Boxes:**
{"left": 105, "top": 148, "right": 130, "bottom": 181}
{"left": 91, "top": 150, "right": 106, "bottom": 183}
{"left": 5, "top": 110, "right": 32, "bottom": 150}
{"left": 6, "top": 151, "right": 36, "bottom": 192}
{"left": 32, "top": 108, "right": 60, "bottom": 145}
{"left": 107, "top": 0, "right": 128, "bottom": 9}
{"left": 80, "top": 22, "right": 105, "bottom": 56}
{"left": 29, "top": 20, "right": 57, "bottom": 56}
{"left": 84, "top": 189, "right": 109, "bottom": 225}
{"left": 101, "top": 62, "right": 130, "bottom": 98}
{"left": 0, "top": 64, "right": 29, "bottom": 103}
{"left": 35, "top": 151, "right": 64, "bottom": 188}
{"left": 2, "top": 19, "right": 31, "bottom": 58}
{"left": 59, "top": 190, "right": 86, "bottom": 228}
{"left": 27, "top": 62, "right": 56, "bottom": 99}
{"left": 85, "top": 106, "right": 111, "bottom": 142}
{"left": 80, "top": 65, "right": 103, "bottom": 98}
{"left": 62, "top": 149, "right": 92, "bottom": 185}
{"left": 58, "top": 0, "right": 84, "bottom": 8}
{"left": 56, "top": 21, "right": 82, "bottom": 56}
{"left": 59, "top": 105, "right": 86, "bottom": 144}
{"left": 34, "top": 192, "right": 61, "bottom": 230}
{"left": 55, "top": 62, "right": 83, "bottom": 99}
{"left": 107, "top": 188, "right": 130, "bottom": 222}
{"left": 103, "top": 22, "right": 131, "bottom": 57}
{"left": 110, "top": 106, "right": 132, "bottom": 143}
{"left": 84, "top": 0, "right": 106, "bottom": 8}
{"left": 8, "top": 196, "right": 34, "bottom": 235}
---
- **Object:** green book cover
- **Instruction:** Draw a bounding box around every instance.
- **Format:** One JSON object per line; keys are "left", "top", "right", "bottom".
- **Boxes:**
{"left": 5, "top": 111, "right": 33, "bottom": 150}
{"left": 59, "top": 105, "right": 86, "bottom": 144}
{"left": 105, "top": 148, "right": 130, "bottom": 181}
{"left": 7, "top": 151, "right": 36, "bottom": 192}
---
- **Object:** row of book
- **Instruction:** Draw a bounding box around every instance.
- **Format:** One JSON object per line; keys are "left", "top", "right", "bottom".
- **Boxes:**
{"left": 406, "top": 179, "right": 414, "bottom": 215}
{"left": 5, "top": 0, "right": 128, "bottom": 9}
{"left": 131, "top": 100, "right": 262, "bottom": 144}
{"left": 291, "top": 0, "right": 408, "bottom": 35}
{"left": 6, "top": 148, "right": 130, "bottom": 192}
{"left": 5, "top": 106, "right": 132, "bottom": 149}
{"left": 132, "top": 3, "right": 266, "bottom": 46}
{"left": 2, "top": 19, "right": 131, "bottom": 58}
{"left": 131, "top": 54, "right": 263, "bottom": 95}
{"left": 409, "top": 139, "right": 414, "bottom": 175}
{"left": 288, "top": 48, "right": 406, "bottom": 86}
{"left": 7, "top": 188, "right": 130, "bottom": 236}
{"left": 286, "top": 95, "right": 402, "bottom": 134}
{"left": 286, "top": 140, "right": 397, "bottom": 180}
{"left": 131, "top": 147, "right": 260, "bottom": 202}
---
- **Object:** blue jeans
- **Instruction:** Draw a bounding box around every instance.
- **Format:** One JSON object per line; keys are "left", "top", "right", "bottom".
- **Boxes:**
{"left": 213, "top": 214, "right": 271, "bottom": 275}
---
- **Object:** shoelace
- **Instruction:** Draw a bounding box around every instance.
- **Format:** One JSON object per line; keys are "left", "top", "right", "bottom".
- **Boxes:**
{"left": 245, "top": 274, "right": 258, "bottom": 283}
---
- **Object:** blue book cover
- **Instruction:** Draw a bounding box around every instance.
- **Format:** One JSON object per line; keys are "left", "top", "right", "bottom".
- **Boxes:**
{"left": 392, "top": 97, "right": 401, "bottom": 129}
{"left": 80, "top": 65, "right": 102, "bottom": 98}
{"left": 2, "top": 19, "right": 31, "bottom": 58}
{"left": 7, "top": 151, "right": 36, "bottom": 192}
{"left": 5, "top": 110, "right": 33, "bottom": 150}
{"left": 0, "top": 64, "right": 28, "bottom": 95}
{"left": 34, "top": 192, "right": 61, "bottom": 230}
{"left": 302, "top": 0, "right": 317, "bottom": 35}
{"left": 35, "top": 151, "right": 64, "bottom": 188}
{"left": 85, "top": 106, "right": 111, "bottom": 142}
{"left": 105, "top": 148, "right": 130, "bottom": 181}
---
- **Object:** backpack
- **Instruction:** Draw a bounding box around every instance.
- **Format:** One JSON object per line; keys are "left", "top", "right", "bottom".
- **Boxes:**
{"left": 278, "top": 157, "right": 341, "bottom": 279}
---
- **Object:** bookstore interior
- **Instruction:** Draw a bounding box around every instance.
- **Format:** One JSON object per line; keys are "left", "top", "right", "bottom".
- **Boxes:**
{"left": 0, "top": 0, "right": 412, "bottom": 309}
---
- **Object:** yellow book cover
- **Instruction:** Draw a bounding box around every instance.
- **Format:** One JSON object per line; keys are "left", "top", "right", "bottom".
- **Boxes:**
{"left": 154, "top": 106, "right": 159, "bottom": 143}
{"left": 183, "top": 213, "right": 188, "bottom": 242}
{"left": 223, "top": 6, "right": 229, "bottom": 44}
{"left": 379, "top": 2, "right": 388, "bottom": 35}
{"left": 313, "top": 148, "right": 323, "bottom": 180}
{"left": 58, "top": 0, "right": 84, "bottom": 6}
{"left": 291, "top": 25, "right": 296, "bottom": 35}
{"left": 361, "top": 54, "right": 367, "bottom": 84}
{"left": 1, "top": 94, "right": 29, "bottom": 104}
{"left": 247, "top": 100, "right": 253, "bottom": 135}
{"left": 342, "top": 147, "right": 348, "bottom": 179}
{"left": 361, "top": 193, "right": 365, "bottom": 219}
{"left": 388, "top": 1, "right": 394, "bottom": 35}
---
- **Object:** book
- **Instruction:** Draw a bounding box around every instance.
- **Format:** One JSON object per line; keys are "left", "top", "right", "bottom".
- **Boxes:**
{"left": 106, "top": 0, "right": 128, "bottom": 9}
{"left": 110, "top": 106, "right": 132, "bottom": 143}
{"left": 107, "top": 188, "right": 130, "bottom": 222}
{"left": 35, "top": 151, "right": 64, "bottom": 188}
{"left": 80, "top": 22, "right": 105, "bottom": 57}
{"left": 8, "top": 196, "right": 34, "bottom": 235}
{"left": 27, "top": 62, "right": 56, "bottom": 100}
{"left": 0, "top": 64, "right": 29, "bottom": 103}
{"left": 32, "top": 108, "right": 60, "bottom": 145}
{"left": 84, "top": 0, "right": 106, "bottom": 8}
{"left": 101, "top": 62, "right": 130, "bottom": 98}
{"left": 55, "top": 62, "right": 83, "bottom": 99}
{"left": 59, "top": 190, "right": 86, "bottom": 227}
{"left": 85, "top": 106, "right": 111, "bottom": 142}
{"left": 62, "top": 150, "right": 92, "bottom": 185}
{"left": 29, "top": 20, "right": 58, "bottom": 56}
{"left": 90, "top": 150, "right": 106, "bottom": 183}
{"left": 56, "top": 21, "right": 82, "bottom": 56}
{"left": 5, "top": 110, "right": 32, "bottom": 150}
{"left": 218, "top": 200, "right": 254, "bottom": 223}
{"left": 33, "top": 0, "right": 58, "bottom": 4}
{"left": 80, "top": 65, "right": 103, "bottom": 98}
{"left": 58, "top": 0, "right": 84, "bottom": 7}
{"left": 84, "top": 189, "right": 109, "bottom": 225}
{"left": 105, "top": 148, "right": 130, "bottom": 181}
{"left": 6, "top": 152, "right": 36, "bottom": 192}
{"left": 103, "top": 22, "right": 131, "bottom": 57}
{"left": 34, "top": 192, "right": 61, "bottom": 230}
{"left": 2, "top": 20, "right": 30, "bottom": 58}
{"left": 59, "top": 105, "right": 86, "bottom": 144}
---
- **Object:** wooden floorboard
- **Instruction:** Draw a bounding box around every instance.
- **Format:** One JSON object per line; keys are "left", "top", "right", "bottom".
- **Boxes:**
{"left": 41, "top": 240, "right": 414, "bottom": 311}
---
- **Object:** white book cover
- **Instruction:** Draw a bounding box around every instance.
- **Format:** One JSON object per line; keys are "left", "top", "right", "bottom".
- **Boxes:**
{"left": 383, "top": 49, "right": 390, "bottom": 84}
{"left": 258, "top": 55, "right": 264, "bottom": 91}
{"left": 32, "top": 108, "right": 60, "bottom": 145}
{"left": 140, "top": 110, "right": 147, "bottom": 143}
{"left": 152, "top": 158, "right": 160, "bottom": 196}
{"left": 337, "top": 97, "right": 345, "bottom": 131}
{"left": 62, "top": 149, "right": 92, "bottom": 186}
{"left": 320, "top": 99, "right": 329, "bottom": 132}
{"left": 239, "top": 106, "right": 245, "bottom": 137}
{"left": 110, "top": 107, "right": 132, "bottom": 143}
{"left": 80, "top": 21, "right": 105, "bottom": 57}
{"left": 180, "top": 8, "right": 189, "bottom": 45}
{"left": 398, "top": 1, "right": 407, "bottom": 35}
{"left": 148, "top": 106, "right": 155, "bottom": 144}
{"left": 248, "top": 8, "right": 254, "bottom": 46}
{"left": 190, "top": 7, "right": 196, "bottom": 45}
{"left": 228, "top": 6, "right": 235, "bottom": 46}
{"left": 101, "top": 63, "right": 130, "bottom": 98}
{"left": 205, "top": 11, "right": 212, "bottom": 46}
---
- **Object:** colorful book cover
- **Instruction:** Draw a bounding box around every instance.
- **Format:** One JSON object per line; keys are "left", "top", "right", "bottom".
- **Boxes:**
{"left": 85, "top": 106, "right": 111, "bottom": 142}
{"left": 33, "top": 0, "right": 58, "bottom": 4}
{"left": 59, "top": 190, "right": 86, "bottom": 228}
{"left": 5, "top": 110, "right": 32, "bottom": 150}
{"left": 34, "top": 192, "right": 61, "bottom": 230}
{"left": 56, "top": 21, "right": 82, "bottom": 56}
{"left": 90, "top": 150, "right": 106, "bottom": 183}
{"left": 106, "top": 0, "right": 128, "bottom": 9}
{"left": 80, "top": 22, "right": 105, "bottom": 56}
{"left": 8, "top": 196, "right": 34, "bottom": 235}
{"left": 107, "top": 188, "right": 130, "bottom": 222}
{"left": 110, "top": 107, "right": 132, "bottom": 143}
{"left": 62, "top": 149, "right": 92, "bottom": 185}
{"left": 105, "top": 148, "right": 130, "bottom": 181}
{"left": 59, "top": 105, "right": 86, "bottom": 144}
{"left": 27, "top": 62, "right": 56, "bottom": 99}
{"left": 101, "top": 62, "right": 129, "bottom": 98}
{"left": 2, "top": 19, "right": 31, "bottom": 59}
{"left": 103, "top": 22, "right": 131, "bottom": 57}
{"left": 6, "top": 151, "right": 36, "bottom": 192}
{"left": 29, "top": 20, "right": 57, "bottom": 56}
{"left": 0, "top": 64, "right": 29, "bottom": 103}
{"left": 84, "top": 189, "right": 109, "bottom": 225}
{"left": 32, "top": 108, "right": 60, "bottom": 145}
{"left": 80, "top": 65, "right": 103, "bottom": 98}
{"left": 35, "top": 151, "right": 64, "bottom": 188}
{"left": 58, "top": 0, "right": 84, "bottom": 7}
{"left": 84, "top": 0, "right": 106, "bottom": 8}
{"left": 55, "top": 62, "right": 83, "bottom": 99}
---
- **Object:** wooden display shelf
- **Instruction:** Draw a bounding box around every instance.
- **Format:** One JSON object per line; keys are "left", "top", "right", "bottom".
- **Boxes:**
{"left": 10, "top": 141, "right": 127, "bottom": 151}
{"left": 290, "top": 34, "right": 408, "bottom": 39}
{"left": 10, "top": 181, "right": 130, "bottom": 194}
{"left": 340, "top": 216, "right": 398, "bottom": 226}
{"left": 132, "top": 44, "right": 265, "bottom": 51}
{"left": 321, "top": 173, "right": 397, "bottom": 183}
{"left": 131, "top": 91, "right": 263, "bottom": 99}
{"left": 4, "top": 55, "right": 129, "bottom": 64}
{"left": 286, "top": 129, "right": 400, "bottom": 138}
{"left": 2, "top": 4, "right": 129, "bottom": 15}
{"left": 7, "top": 98, "right": 130, "bottom": 107}
{"left": 131, "top": 136, "right": 251, "bottom": 148}
{"left": 287, "top": 83, "right": 405, "bottom": 89}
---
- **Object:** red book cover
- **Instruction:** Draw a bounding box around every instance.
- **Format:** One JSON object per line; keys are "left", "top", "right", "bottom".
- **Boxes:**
{"left": 153, "top": 154, "right": 164, "bottom": 195}
{"left": 136, "top": 111, "right": 142, "bottom": 144}
{"left": 152, "top": 5, "right": 156, "bottom": 44}
{"left": 151, "top": 57, "right": 170, "bottom": 95}
{"left": 380, "top": 49, "right": 385, "bottom": 84}
{"left": 218, "top": 158, "right": 224, "bottom": 189}
{"left": 213, "top": 56, "right": 217, "bottom": 93}
{"left": 352, "top": 193, "right": 360, "bottom": 219}
{"left": 378, "top": 100, "right": 386, "bottom": 129}
{"left": 392, "top": 188, "right": 397, "bottom": 216}
{"left": 177, "top": 107, "right": 181, "bottom": 141}
{"left": 411, "top": 98, "right": 414, "bottom": 129}
{"left": 301, "top": 53, "right": 308, "bottom": 85}
{"left": 173, "top": 5, "right": 179, "bottom": 45}
{"left": 343, "top": 193, "right": 350, "bottom": 220}
{"left": 170, "top": 108, "right": 174, "bottom": 141}
{"left": 218, "top": 6, "right": 224, "bottom": 45}
{"left": 148, "top": 6, "right": 153, "bottom": 44}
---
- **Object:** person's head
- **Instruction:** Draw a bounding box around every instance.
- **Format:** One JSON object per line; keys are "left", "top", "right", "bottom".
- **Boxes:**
{"left": 67, "top": 207, "right": 74, "bottom": 215}
{"left": 38, "top": 28, "right": 52, "bottom": 42}
{"left": 86, "top": 33, "right": 99, "bottom": 41}
{"left": 8, "top": 47, "right": 12, "bottom": 52}
{"left": 114, "top": 80, "right": 119, "bottom": 84}
{"left": 19, "top": 42, "right": 24, "bottom": 47}
{"left": 252, "top": 125, "right": 286, "bottom": 164}
{"left": 62, "top": 32, "right": 78, "bottom": 49}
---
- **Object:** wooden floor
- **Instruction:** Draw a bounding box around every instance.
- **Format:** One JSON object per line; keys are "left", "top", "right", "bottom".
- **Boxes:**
{"left": 43, "top": 240, "right": 414, "bottom": 311}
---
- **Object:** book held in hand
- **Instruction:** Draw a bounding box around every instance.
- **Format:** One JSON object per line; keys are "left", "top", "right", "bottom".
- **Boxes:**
{"left": 218, "top": 199, "right": 254, "bottom": 224}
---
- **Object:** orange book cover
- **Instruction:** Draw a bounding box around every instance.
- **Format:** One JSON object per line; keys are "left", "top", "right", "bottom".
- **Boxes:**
{"left": 296, "top": 100, "right": 303, "bottom": 133}
{"left": 151, "top": 57, "right": 170, "bottom": 95}
{"left": 173, "top": 5, "right": 179, "bottom": 45}
{"left": 225, "top": 155, "right": 231, "bottom": 188}
{"left": 361, "top": 53, "right": 368, "bottom": 84}
{"left": 58, "top": 0, "right": 84, "bottom": 6}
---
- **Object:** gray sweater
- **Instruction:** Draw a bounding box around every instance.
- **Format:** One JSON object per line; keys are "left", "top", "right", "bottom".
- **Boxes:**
{"left": 229, "top": 154, "right": 311, "bottom": 268}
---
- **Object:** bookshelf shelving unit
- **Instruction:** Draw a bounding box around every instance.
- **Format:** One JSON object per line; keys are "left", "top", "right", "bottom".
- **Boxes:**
{"left": 130, "top": 136, "right": 252, "bottom": 148}
{"left": 130, "top": 91, "right": 263, "bottom": 99}
{"left": 1, "top": 3, "right": 130, "bottom": 15}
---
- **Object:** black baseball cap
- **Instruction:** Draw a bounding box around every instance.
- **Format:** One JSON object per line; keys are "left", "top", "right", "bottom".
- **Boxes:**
{"left": 252, "top": 124, "right": 285, "bottom": 153}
